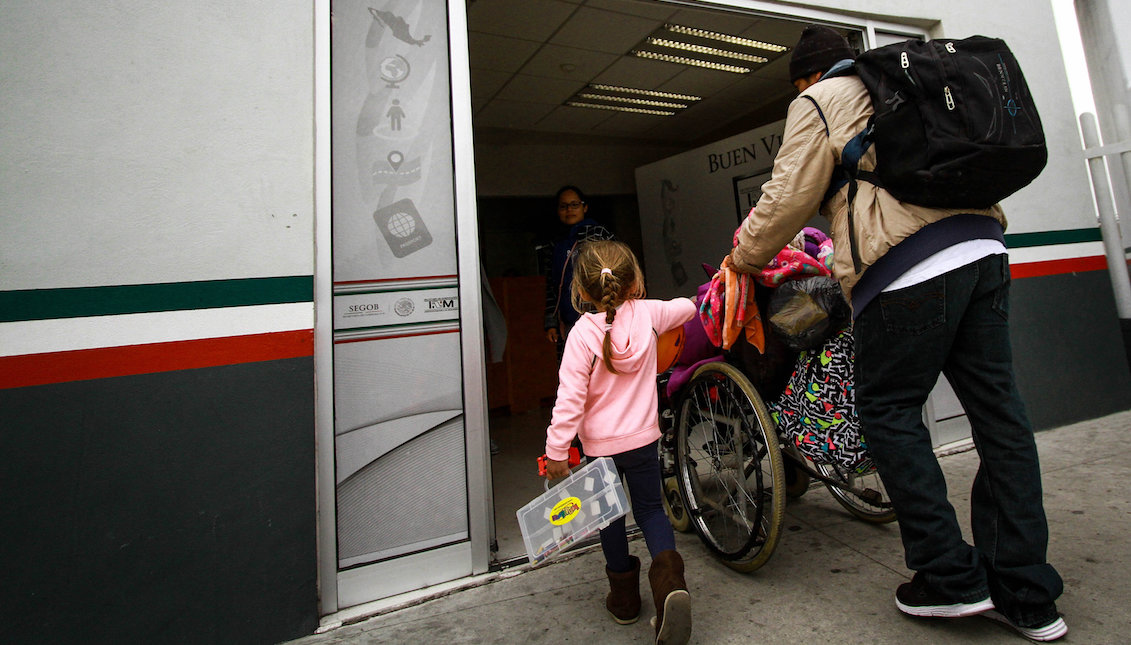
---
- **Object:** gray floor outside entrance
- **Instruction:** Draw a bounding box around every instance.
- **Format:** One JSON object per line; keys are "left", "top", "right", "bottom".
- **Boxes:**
{"left": 290, "top": 410, "right": 1130, "bottom": 644}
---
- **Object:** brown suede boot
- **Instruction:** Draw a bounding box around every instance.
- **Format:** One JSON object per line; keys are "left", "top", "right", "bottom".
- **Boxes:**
{"left": 649, "top": 550, "right": 691, "bottom": 645}
{"left": 605, "top": 555, "right": 641, "bottom": 624}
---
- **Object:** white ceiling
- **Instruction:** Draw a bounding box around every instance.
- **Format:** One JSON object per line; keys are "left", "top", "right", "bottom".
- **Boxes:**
{"left": 466, "top": 0, "right": 826, "bottom": 146}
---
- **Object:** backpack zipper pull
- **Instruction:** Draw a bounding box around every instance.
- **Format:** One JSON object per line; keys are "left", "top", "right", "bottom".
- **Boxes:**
{"left": 944, "top": 86, "right": 955, "bottom": 110}
{"left": 900, "top": 51, "right": 916, "bottom": 86}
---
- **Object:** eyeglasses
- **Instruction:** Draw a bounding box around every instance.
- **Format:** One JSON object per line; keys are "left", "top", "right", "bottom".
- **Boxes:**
{"left": 558, "top": 201, "right": 585, "bottom": 211}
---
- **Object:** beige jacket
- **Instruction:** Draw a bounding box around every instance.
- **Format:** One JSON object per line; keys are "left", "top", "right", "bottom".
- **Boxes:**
{"left": 730, "top": 74, "right": 1006, "bottom": 301}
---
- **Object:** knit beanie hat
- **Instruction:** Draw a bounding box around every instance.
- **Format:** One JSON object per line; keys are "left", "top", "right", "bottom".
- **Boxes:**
{"left": 789, "top": 26, "right": 855, "bottom": 82}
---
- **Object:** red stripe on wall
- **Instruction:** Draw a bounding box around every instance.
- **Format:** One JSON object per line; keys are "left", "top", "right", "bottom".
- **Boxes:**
{"left": 1011, "top": 256, "right": 1109, "bottom": 279}
{"left": 333, "top": 328, "right": 459, "bottom": 344}
{"left": 0, "top": 329, "right": 313, "bottom": 389}
{"left": 333, "top": 275, "right": 457, "bottom": 286}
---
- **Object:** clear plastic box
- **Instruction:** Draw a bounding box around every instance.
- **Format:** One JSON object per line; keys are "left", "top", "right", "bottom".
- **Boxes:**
{"left": 516, "top": 456, "right": 629, "bottom": 565}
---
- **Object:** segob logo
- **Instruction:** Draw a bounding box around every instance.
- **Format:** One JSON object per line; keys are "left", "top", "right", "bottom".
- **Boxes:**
{"left": 345, "top": 302, "right": 383, "bottom": 316}
{"left": 394, "top": 298, "right": 415, "bottom": 316}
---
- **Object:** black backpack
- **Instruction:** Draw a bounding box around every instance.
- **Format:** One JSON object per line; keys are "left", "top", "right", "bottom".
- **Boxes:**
{"left": 842, "top": 35, "right": 1047, "bottom": 209}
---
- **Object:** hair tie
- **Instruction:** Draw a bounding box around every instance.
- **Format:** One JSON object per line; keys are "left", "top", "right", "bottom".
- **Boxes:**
{"left": 600, "top": 268, "right": 612, "bottom": 276}
{"left": 604, "top": 322, "right": 613, "bottom": 332}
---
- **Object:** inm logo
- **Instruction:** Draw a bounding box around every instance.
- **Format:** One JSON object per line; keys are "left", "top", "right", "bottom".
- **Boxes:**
{"left": 425, "top": 297, "right": 458, "bottom": 312}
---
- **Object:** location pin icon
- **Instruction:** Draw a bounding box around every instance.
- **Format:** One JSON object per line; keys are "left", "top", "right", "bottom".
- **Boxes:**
{"left": 387, "top": 150, "right": 403, "bottom": 171}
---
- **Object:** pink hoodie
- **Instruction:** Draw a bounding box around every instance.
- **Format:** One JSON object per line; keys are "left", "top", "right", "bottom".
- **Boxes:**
{"left": 545, "top": 297, "right": 697, "bottom": 461}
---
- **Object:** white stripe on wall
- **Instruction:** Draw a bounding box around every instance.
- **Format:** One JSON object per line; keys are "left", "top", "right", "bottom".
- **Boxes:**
{"left": 0, "top": 302, "right": 314, "bottom": 357}
{"left": 1007, "top": 241, "right": 1106, "bottom": 264}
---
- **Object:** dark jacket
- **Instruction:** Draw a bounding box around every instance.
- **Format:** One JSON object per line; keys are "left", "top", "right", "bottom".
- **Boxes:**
{"left": 542, "top": 219, "right": 614, "bottom": 332}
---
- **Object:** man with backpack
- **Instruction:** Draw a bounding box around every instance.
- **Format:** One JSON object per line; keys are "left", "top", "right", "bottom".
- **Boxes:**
{"left": 727, "top": 25, "right": 1066, "bottom": 641}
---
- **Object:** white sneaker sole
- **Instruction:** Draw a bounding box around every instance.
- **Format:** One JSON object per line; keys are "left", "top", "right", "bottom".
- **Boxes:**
{"left": 896, "top": 595, "right": 995, "bottom": 618}
{"left": 983, "top": 610, "right": 1068, "bottom": 641}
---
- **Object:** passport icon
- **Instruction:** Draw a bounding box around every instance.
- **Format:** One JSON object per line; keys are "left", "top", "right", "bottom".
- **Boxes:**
{"left": 374, "top": 198, "right": 431, "bottom": 258}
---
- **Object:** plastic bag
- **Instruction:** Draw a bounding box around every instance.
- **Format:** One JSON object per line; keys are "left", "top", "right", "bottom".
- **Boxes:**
{"left": 766, "top": 276, "right": 850, "bottom": 351}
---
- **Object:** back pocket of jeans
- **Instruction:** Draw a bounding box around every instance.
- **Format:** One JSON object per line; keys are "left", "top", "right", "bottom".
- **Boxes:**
{"left": 877, "top": 277, "right": 945, "bottom": 335}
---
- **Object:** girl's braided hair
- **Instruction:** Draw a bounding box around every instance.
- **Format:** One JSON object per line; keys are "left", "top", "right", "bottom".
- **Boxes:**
{"left": 570, "top": 240, "right": 645, "bottom": 374}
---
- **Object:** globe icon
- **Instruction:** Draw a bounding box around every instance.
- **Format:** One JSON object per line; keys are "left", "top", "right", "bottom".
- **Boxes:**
{"left": 379, "top": 55, "right": 410, "bottom": 87}
{"left": 387, "top": 211, "right": 416, "bottom": 237}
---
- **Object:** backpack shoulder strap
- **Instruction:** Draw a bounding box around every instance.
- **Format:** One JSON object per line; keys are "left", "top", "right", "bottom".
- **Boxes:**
{"left": 801, "top": 91, "right": 877, "bottom": 276}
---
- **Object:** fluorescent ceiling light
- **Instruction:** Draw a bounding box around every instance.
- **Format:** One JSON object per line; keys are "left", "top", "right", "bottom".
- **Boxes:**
{"left": 632, "top": 49, "right": 751, "bottom": 74}
{"left": 576, "top": 92, "right": 687, "bottom": 109}
{"left": 589, "top": 84, "right": 701, "bottom": 102}
{"left": 565, "top": 101, "right": 675, "bottom": 116}
{"left": 647, "top": 37, "right": 768, "bottom": 64}
{"left": 664, "top": 24, "right": 789, "bottom": 53}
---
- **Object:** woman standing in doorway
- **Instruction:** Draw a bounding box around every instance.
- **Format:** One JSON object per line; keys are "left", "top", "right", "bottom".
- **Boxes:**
{"left": 543, "top": 185, "right": 615, "bottom": 358}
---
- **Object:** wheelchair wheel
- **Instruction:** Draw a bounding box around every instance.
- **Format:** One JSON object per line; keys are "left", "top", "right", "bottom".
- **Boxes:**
{"left": 662, "top": 476, "right": 693, "bottom": 533}
{"left": 674, "top": 362, "right": 786, "bottom": 572}
{"left": 814, "top": 460, "right": 897, "bottom": 524}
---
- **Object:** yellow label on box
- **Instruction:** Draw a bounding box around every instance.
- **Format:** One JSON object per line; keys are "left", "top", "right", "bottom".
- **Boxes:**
{"left": 549, "top": 497, "right": 582, "bottom": 525}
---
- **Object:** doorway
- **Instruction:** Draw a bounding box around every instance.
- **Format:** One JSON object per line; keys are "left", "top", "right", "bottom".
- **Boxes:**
{"left": 466, "top": 0, "right": 840, "bottom": 563}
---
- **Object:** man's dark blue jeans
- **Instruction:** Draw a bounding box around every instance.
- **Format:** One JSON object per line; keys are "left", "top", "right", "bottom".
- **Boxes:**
{"left": 853, "top": 252, "right": 1063, "bottom": 628}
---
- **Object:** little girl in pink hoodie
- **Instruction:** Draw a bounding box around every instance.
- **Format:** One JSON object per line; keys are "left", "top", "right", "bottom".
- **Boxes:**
{"left": 543, "top": 240, "right": 695, "bottom": 645}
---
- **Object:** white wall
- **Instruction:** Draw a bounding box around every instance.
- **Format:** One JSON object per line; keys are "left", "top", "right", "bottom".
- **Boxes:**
{"left": 0, "top": 1, "right": 315, "bottom": 290}
{"left": 635, "top": 120, "right": 786, "bottom": 298}
{"left": 472, "top": 131, "right": 683, "bottom": 196}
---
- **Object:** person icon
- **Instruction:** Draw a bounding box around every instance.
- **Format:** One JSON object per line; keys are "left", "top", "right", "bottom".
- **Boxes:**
{"left": 387, "top": 99, "right": 405, "bottom": 131}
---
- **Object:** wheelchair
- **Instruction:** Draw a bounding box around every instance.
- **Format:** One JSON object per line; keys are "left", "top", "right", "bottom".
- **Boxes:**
{"left": 656, "top": 298, "right": 896, "bottom": 573}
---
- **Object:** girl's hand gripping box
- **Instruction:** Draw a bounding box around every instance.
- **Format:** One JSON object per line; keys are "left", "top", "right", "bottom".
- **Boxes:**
{"left": 516, "top": 457, "right": 629, "bottom": 565}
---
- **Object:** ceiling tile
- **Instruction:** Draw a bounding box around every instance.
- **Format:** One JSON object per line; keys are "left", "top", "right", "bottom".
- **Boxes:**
{"left": 668, "top": 7, "right": 758, "bottom": 34}
{"left": 551, "top": 6, "right": 659, "bottom": 54}
{"left": 530, "top": 104, "right": 618, "bottom": 133}
{"left": 468, "top": 32, "right": 541, "bottom": 74}
{"left": 754, "top": 54, "right": 794, "bottom": 83}
{"left": 468, "top": 0, "right": 578, "bottom": 41}
{"left": 658, "top": 66, "right": 746, "bottom": 97}
{"left": 470, "top": 68, "right": 512, "bottom": 103}
{"left": 583, "top": 0, "right": 678, "bottom": 21}
{"left": 675, "top": 97, "right": 746, "bottom": 125}
{"left": 592, "top": 55, "right": 683, "bottom": 90}
{"left": 724, "top": 73, "right": 791, "bottom": 104}
{"left": 495, "top": 74, "right": 586, "bottom": 105}
{"left": 517, "top": 44, "right": 619, "bottom": 82}
{"left": 474, "top": 99, "right": 558, "bottom": 129}
{"left": 465, "top": 0, "right": 863, "bottom": 147}
{"left": 743, "top": 18, "right": 808, "bottom": 46}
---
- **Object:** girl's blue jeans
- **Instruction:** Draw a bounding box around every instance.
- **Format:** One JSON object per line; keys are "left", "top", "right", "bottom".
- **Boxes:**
{"left": 598, "top": 440, "right": 675, "bottom": 572}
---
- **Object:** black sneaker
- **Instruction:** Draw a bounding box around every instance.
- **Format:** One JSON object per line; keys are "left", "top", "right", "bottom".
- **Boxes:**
{"left": 982, "top": 610, "right": 1067, "bottom": 641}
{"left": 895, "top": 573, "right": 994, "bottom": 618}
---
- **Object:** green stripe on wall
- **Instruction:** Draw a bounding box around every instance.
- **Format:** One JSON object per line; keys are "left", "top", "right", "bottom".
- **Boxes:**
{"left": 1, "top": 276, "right": 313, "bottom": 323}
{"left": 1005, "top": 228, "right": 1101, "bottom": 248}
{"left": 0, "top": 229, "right": 1106, "bottom": 322}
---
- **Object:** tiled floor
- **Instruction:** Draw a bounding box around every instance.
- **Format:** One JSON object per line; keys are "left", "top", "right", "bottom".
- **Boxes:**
{"left": 487, "top": 406, "right": 555, "bottom": 562}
